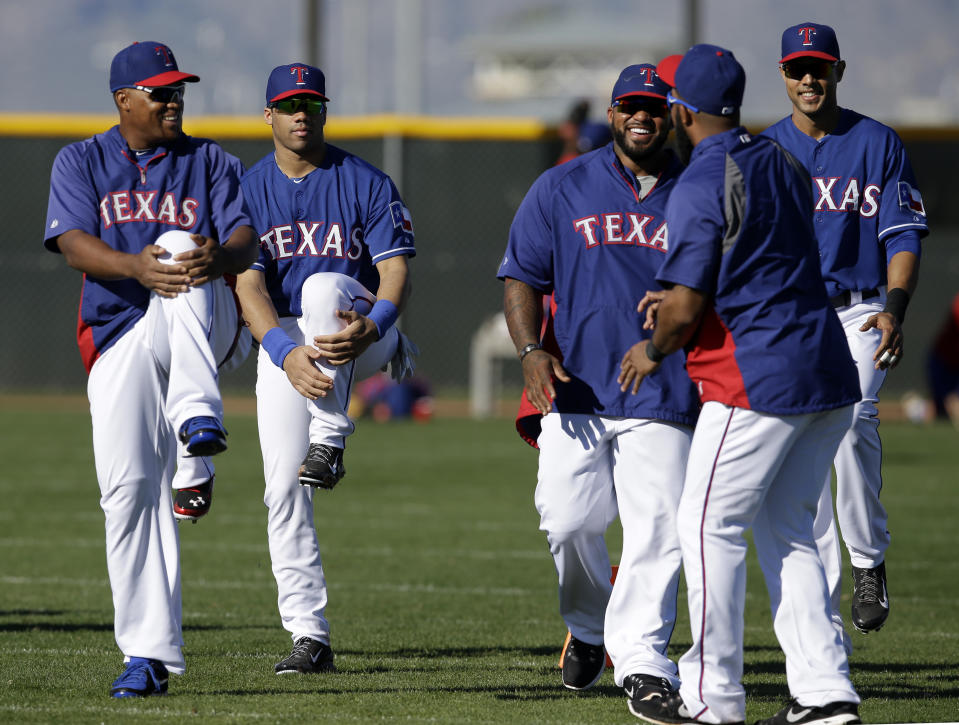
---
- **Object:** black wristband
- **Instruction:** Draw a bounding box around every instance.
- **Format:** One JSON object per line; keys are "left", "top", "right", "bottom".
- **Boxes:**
{"left": 883, "top": 287, "right": 910, "bottom": 324}
{"left": 518, "top": 342, "right": 543, "bottom": 361}
{"left": 646, "top": 339, "right": 667, "bottom": 363}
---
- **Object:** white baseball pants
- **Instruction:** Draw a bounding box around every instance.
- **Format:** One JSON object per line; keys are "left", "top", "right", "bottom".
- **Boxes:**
{"left": 87, "top": 230, "right": 243, "bottom": 673}
{"left": 256, "top": 272, "right": 397, "bottom": 644}
{"left": 676, "top": 402, "right": 859, "bottom": 724}
{"left": 535, "top": 413, "right": 691, "bottom": 688}
{"left": 814, "top": 294, "right": 890, "bottom": 641}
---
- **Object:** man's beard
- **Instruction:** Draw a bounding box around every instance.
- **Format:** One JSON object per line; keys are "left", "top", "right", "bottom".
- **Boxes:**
{"left": 613, "top": 125, "right": 667, "bottom": 166}
{"left": 673, "top": 121, "right": 695, "bottom": 165}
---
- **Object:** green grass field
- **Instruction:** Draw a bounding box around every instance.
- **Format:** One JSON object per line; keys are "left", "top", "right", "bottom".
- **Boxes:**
{"left": 1, "top": 399, "right": 958, "bottom": 724}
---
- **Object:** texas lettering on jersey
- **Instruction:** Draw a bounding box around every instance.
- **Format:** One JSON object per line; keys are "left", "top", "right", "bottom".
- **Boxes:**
{"left": 99, "top": 190, "right": 199, "bottom": 229}
{"left": 572, "top": 212, "right": 668, "bottom": 250}
{"left": 258, "top": 221, "right": 365, "bottom": 261}
{"left": 813, "top": 177, "right": 881, "bottom": 217}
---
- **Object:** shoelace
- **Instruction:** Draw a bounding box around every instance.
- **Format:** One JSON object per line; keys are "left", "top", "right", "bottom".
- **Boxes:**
{"left": 857, "top": 570, "right": 881, "bottom": 602}
{"left": 291, "top": 638, "right": 316, "bottom": 657}
{"left": 116, "top": 661, "right": 162, "bottom": 689}
{"left": 306, "top": 446, "right": 338, "bottom": 467}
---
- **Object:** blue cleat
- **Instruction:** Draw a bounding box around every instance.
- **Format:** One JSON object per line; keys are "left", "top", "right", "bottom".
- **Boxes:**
{"left": 110, "top": 657, "right": 169, "bottom": 698}
{"left": 178, "top": 416, "right": 227, "bottom": 457}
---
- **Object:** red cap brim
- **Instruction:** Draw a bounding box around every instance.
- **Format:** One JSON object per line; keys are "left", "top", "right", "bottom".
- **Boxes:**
{"left": 136, "top": 70, "right": 200, "bottom": 86}
{"left": 268, "top": 88, "right": 330, "bottom": 103}
{"left": 613, "top": 90, "right": 668, "bottom": 102}
{"left": 780, "top": 50, "right": 839, "bottom": 63}
{"left": 656, "top": 55, "right": 684, "bottom": 88}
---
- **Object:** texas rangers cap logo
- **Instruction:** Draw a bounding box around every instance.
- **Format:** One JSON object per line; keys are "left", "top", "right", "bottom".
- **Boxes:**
{"left": 780, "top": 21, "right": 840, "bottom": 63}
{"left": 266, "top": 62, "right": 330, "bottom": 104}
{"left": 290, "top": 66, "right": 310, "bottom": 85}
{"left": 611, "top": 63, "right": 670, "bottom": 103}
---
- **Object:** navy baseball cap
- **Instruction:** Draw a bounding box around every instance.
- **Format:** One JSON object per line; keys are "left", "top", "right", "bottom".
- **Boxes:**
{"left": 611, "top": 63, "right": 670, "bottom": 103}
{"left": 780, "top": 22, "right": 840, "bottom": 63}
{"left": 656, "top": 44, "right": 745, "bottom": 116}
{"left": 266, "top": 63, "right": 330, "bottom": 104}
{"left": 109, "top": 42, "right": 199, "bottom": 92}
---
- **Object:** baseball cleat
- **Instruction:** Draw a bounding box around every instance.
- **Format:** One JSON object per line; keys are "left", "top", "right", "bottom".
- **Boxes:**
{"left": 628, "top": 691, "right": 738, "bottom": 724}
{"left": 624, "top": 673, "right": 675, "bottom": 706}
{"left": 274, "top": 636, "right": 336, "bottom": 674}
{"left": 297, "top": 443, "right": 345, "bottom": 489}
{"left": 561, "top": 635, "right": 605, "bottom": 690}
{"left": 178, "top": 416, "right": 227, "bottom": 457}
{"left": 851, "top": 562, "right": 889, "bottom": 633}
{"left": 173, "top": 477, "right": 214, "bottom": 522}
{"left": 110, "top": 657, "right": 169, "bottom": 698}
{"left": 753, "top": 699, "right": 860, "bottom": 725}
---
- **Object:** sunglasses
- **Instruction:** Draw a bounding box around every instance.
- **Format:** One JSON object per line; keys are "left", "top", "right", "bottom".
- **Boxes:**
{"left": 134, "top": 84, "right": 185, "bottom": 104}
{"left": 666, "top": 91, "right": 700, "bottom": 114}
{"left": 270, "top": 98, "right": 327, "bottom": 115}
{"left": 612, "top": 98, "right": 668, "bottom": 117}
{"left": 780, "top": 59, "right": 837, "bottom": 80}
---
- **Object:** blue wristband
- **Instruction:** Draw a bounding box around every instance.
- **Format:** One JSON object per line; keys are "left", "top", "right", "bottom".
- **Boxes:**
{"left": 261, "top": 326, "right": 298, "bottom": 369}
{"left": 367, "top": 299, "right": 399, "bottom": 339}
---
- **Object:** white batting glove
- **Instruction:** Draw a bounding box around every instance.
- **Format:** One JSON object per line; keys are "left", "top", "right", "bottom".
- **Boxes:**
{"left": 387, "top": 331, "right": 419, "bottom": 382}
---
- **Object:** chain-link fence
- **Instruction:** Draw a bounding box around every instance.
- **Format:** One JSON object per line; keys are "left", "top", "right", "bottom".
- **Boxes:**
{"left": 4, "top": 117, "right": 959, "bottom": 407}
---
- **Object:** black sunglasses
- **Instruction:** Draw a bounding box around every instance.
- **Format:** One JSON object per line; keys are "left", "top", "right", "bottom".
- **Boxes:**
{"left": 612, "top": 97, "right": 668, "bottom": 117}
{"left": 270, "top": 98, "right": 327, "bottom": 115}
{"left": 134, "top": 84, "right": 185, "bottom": 104}
{"left": 780, "top": 59, "right": 837, "bottom": 80}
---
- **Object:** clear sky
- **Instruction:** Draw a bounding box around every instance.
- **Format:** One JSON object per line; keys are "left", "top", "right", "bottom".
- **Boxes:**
{"left": 2, "top": 0, "right": 956, "bottom": 128}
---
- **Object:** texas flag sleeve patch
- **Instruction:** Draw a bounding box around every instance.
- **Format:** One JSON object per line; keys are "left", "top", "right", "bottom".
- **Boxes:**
{"left": 897, "top": 181, "right": 926, "bottom": 216}
{"left": 389, "top": 201, "right": 415, "bottom": 234}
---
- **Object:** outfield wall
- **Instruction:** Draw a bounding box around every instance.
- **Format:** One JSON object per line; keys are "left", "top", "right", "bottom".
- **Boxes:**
{"left": 3, "top": 114, "right": 958, "bottom": 402}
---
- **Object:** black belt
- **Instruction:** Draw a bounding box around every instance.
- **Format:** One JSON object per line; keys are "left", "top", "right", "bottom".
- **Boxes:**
{"left": 829, "top": 288, "right": 879, "bottom": 308}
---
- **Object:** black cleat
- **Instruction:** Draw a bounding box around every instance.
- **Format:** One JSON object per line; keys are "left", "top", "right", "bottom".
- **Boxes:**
{"left": 851, "top": 562, "right": 889, "bottom": 632}
{"left": 173, "top": 477, "right": 214, "bottom": 522}
{"left": 298, "top": 443, "right": 346, "bottom": 489}
{"left": 274, "top": 636, "right": 336, "bottom": 674}
{"left": 753, "top": 699, "right": 860, "bottom": 725}
{"left": 624, "top": 673, "right": 675, "bottom": 707}
{"left": 561, "top": 635, "right": 605, "bottom": 690}
{"left": 628, "top": 691, "right": 739, "bottom": 724}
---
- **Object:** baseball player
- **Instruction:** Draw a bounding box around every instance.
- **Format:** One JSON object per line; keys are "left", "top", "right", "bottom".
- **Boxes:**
{"left": 43, "top": 41, "right": 256, "bottom": 697}
{"left": 763, "top": 22, "right": 927, "bottom": 637}
{"left": 499, "top": 65, "right": 699, "bottom": 700}
{"left": 621, "top": 46, "right": 863, "bottom": 725}
{"left": 234, "top": 63, "right": 416, "bottom": 674}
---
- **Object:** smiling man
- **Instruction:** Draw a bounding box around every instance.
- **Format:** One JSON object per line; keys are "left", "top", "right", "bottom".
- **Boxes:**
{"left": 43, "top": 40, "right": 257, "bottom": 697}
{"left": 499, "top": 64, "right": 699, "bottom": 710}
{"left": 763, "top": 22, "right": 928, "bottom": 643}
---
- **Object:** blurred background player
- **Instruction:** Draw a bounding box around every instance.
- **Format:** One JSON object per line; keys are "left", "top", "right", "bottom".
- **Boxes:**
{"left": 499, "top": 64, "right": 698, "bottom": 699}
{"left": 622, "top": 45, "right": 862, "bottom": 725}
{"left": 43, "top": 41, "right": 256, "bottom": 697}
{"left": 763, "top": 22, "right": 928, "bottom": 637}
{"left": 235, "top": 63, "right": 416, "bottom": 674}
{"left": 554, "top": 98, "right": 613, "bottom": 166}
{"left": 926, "top": 291, "right": 959, "bottom": 425}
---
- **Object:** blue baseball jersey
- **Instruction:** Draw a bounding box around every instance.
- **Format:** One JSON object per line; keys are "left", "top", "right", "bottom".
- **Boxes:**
{"left": 762, "top": 109, "right": 927, "bottom": 297}
{"left": 241, "top": 144, "right": 416, "bottom": 317}
{"left": 498, "top": 144, "right": 699, "bottom": 426}
{"left": 44, "top": 125, "right": 252, "bottom": 372}
{"left": 657, "top": 128, "right": 860, "bottom": 415}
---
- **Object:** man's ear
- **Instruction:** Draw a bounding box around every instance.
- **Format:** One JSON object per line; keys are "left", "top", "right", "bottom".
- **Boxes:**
{"left": 835, "top": 60, "right": 846, "bottom": 83}
{"left": 113, "top": 89, "right": 129, "bottom": 112}
{"left": 264, "top": 107, "right": 273, "bottom": 126}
